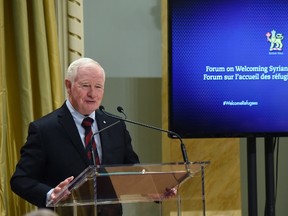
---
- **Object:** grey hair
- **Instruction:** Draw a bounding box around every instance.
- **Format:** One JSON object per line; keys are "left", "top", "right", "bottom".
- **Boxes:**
{"left": 24, "top": 209, "right": 59, "bottom": 216}
{"left": 66, "top": 57, "right": 105, "bottom": 83}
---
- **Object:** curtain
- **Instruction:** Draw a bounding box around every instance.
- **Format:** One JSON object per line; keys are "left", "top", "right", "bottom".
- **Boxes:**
{"left": 0, "top": 0, "right": 64, "bottom": 215}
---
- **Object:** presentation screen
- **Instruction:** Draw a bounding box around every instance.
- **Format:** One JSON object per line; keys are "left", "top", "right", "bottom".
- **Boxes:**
{"left": 168, "top": 0, "right": 288, "bottom": 138}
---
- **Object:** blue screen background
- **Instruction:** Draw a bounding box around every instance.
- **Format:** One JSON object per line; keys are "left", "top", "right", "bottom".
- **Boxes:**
{"left": 169, "top": 0, "right": 288, "bottom": 137}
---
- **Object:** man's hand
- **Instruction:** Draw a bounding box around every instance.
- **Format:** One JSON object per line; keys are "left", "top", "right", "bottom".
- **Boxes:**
{"left": 146, "top": 187, "right": 178, "bottom": 201}
{"left": 164, "top": 187, "right": 177, "bottom": 198}
{"left": 50, "top": 176, "right": 74, "bottom": 203}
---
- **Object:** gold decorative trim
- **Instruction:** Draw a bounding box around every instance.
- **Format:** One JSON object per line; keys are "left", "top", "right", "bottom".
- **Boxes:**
{"left": 68, "top": 0, "right": 81, "bottom": 7}
{"left": 68, "top": 14, "right": 81, "bottom": 23}
{"left": 68, "top": 48, "right": 82, "bottom": 57}
{"left": 68, "top": 31, "right": 82, "bottom": 40}
{"left": 67, "top": 0, "right": 84, "bottom": 62}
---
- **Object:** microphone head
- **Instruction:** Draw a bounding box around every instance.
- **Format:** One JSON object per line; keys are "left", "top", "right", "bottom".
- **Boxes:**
{"left": 99, "top": 105, "right": 105, "bottom": 111}
{"left": 117, "top": 106, "right": 127, "bottom": 119}
{"left": 117, "top": 106, "right": 124, "bottom": 113}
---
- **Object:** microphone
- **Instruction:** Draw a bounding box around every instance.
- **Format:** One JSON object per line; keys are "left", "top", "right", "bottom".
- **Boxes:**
{"left": 99, "top": 105, "right": 189, "bottom": 164}
{"left": 87, "top": 119, "right": 121, "bottom": 165}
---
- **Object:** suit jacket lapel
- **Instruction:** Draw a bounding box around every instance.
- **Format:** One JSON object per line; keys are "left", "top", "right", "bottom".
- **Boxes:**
{"left": 58, "top": 103, "right": 91, "bottom": 166}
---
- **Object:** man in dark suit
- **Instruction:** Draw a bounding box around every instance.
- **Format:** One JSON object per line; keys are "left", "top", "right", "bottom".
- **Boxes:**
{"left": 10, "top": 58, "right": 140, "bottom": 215}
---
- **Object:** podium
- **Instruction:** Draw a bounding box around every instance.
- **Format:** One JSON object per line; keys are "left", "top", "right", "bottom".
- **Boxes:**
{"left": 47, "top": 162, "right": 209, "bottom": 216}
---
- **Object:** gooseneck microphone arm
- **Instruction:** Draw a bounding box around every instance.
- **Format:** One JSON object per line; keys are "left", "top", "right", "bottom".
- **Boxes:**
{"left": 99, "top": 105, "right": 189, "bottom": 164}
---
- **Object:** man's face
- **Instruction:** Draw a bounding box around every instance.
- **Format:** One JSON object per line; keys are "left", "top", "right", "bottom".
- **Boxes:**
{"left": 66, "top": 62, "right": 105, "bottom": 115}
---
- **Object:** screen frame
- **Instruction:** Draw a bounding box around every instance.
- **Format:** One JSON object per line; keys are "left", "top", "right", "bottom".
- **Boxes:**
{"left": 167, "top": 0, "right": 288, "bottom": 139}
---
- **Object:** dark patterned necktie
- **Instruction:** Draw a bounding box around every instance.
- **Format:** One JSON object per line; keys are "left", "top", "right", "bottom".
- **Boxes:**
{"left": 81, "top": 117, "right": 100, "bottom": 165}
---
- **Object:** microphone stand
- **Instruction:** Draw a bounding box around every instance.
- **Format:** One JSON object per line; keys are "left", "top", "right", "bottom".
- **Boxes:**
{"left": 99, "top": 106, "right": 190, "bottom": 169}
